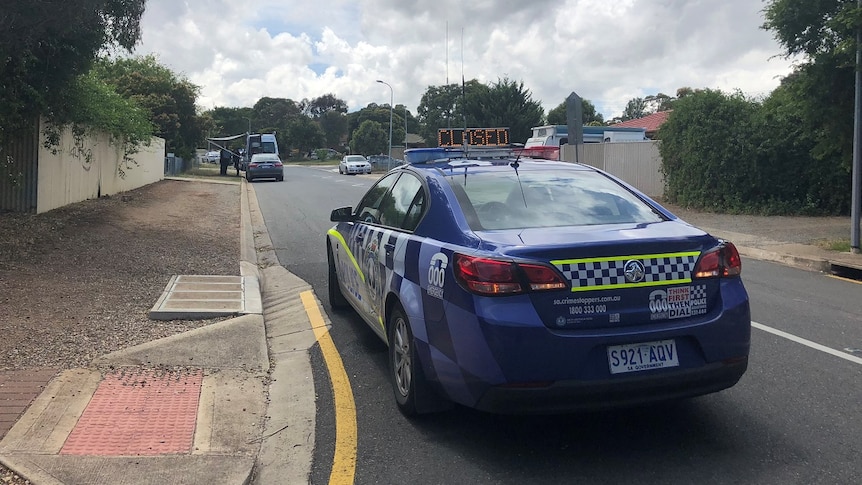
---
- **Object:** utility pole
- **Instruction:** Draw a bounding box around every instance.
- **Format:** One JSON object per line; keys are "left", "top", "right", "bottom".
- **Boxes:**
{"left": 377, "top": 80, "right": 394, "bottom": 162}
{"left": 852, "top": 0, "right": 862, "bottom": 253}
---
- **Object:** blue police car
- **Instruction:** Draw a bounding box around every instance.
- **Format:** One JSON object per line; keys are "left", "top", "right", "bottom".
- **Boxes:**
{"left": 326, "top": 148, "right": 750, "bottom": 415}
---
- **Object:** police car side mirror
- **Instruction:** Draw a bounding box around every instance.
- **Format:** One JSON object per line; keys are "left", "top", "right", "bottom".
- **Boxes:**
{"left": 330, "top": 206, "right": 354, "bottom": 222}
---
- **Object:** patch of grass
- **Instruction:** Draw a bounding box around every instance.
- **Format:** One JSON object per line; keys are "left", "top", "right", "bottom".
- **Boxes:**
{"left": 173, "top": 164, "right": 242, "bottom": 183}
{"left": 815, "top": 239, "right": 852, "bottom": 252}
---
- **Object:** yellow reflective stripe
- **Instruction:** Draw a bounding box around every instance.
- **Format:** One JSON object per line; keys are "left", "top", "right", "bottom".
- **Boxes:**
{"left": 551, "top": 251, "right": 702, "bottom": 266}
{"left": 569, "top": 278, "right": 692, "bottom": 292}
{"left": 553, "top": 251, "right": 701, "bottom": 293}
{"left": 328, "top": 228, "right": 365, "bottom": 283}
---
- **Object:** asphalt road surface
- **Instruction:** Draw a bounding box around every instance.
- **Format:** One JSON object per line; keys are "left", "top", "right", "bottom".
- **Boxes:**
{"left": 253, "top": 165, "right": 862, "bottom": 485}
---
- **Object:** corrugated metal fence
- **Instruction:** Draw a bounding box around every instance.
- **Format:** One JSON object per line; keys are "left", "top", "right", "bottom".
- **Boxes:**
{"left": 1, "top": 119, "right": 165, "bottom": 213}
{"left": 0, "top": 118, "right": 40, "bottom": 212}
{"left": 561, "top": 141, "right": 665, "bottom": 198}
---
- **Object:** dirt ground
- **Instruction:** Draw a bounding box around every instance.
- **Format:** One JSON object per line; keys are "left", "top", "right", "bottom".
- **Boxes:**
{"left": 0, "top": 178, "right": 241, "bottom": 370}
{"left": 0, "top": 177, "right": 241, "bottom": 483}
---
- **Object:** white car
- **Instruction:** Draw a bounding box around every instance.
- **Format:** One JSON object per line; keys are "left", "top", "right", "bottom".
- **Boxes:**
{"left": 339, "top": 155, "right": 372, "bottom": 175}
{"left": 203, "top": 151, "right": 220, "bottom": 163}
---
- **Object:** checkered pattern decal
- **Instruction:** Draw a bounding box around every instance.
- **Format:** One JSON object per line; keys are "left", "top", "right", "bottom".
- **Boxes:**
{"left": 552, "top": 252, "right": 701, "bottom": 292}
{"left": 690, "top": 284, "right": 707, "bottom": 300}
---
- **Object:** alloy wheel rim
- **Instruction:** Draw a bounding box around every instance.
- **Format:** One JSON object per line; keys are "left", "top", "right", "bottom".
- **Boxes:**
{"left": 393, "top": 318, "right": 411, "bottom": 396}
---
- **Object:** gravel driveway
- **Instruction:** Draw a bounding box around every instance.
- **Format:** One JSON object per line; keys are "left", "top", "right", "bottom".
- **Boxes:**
{"left": 0, "top": 178, "right": 241, "bottom": 370}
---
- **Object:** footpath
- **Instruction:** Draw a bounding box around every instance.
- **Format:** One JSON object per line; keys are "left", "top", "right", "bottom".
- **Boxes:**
{"left": 1, "top": 177, "right": 861, "bottom": 484}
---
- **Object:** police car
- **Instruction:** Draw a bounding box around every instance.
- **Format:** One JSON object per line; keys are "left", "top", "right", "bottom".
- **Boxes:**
{"left": 326, "top": 146, "right": 750, "bottom": 415}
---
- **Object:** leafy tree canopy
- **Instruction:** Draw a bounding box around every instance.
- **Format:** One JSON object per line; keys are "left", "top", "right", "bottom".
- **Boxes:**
{"left": 0, "top": 0, "right": 147, "bottom": 139}
{"left": 659, "top": 89, "right": 760, "bottom": 210}
{"left": 93, "top": 55, "right": 203, "bottom": 160}
{"left": 306, "top": 94, "right": 348, "bottom": 117}
{"left": 465, "top": 78, "right": 544, "bottom": 144}
{"left": 286, "top": 116, "right": 325, "bottom": 156}
{"left": 350, "top": 120, "right": 388, "bottom": 156}
{"left": 417, "top": 78, "right": 542, "bottom": 146}
{"left": 547, "top": 99, "right": 604, "bottom": 125}
{"left": 416, "top": 80, "right": 486, "bottom": 145}
{"left": 762, "top": 0, "right": 862, "bottom": 57}
{"left": 253, "top": 97, "right": 302, "bottom": 131}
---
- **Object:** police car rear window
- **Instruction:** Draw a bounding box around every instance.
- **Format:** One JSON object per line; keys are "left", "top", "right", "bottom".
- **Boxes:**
{"left": 449, "top": 170, "right": 664, "bottom": 230}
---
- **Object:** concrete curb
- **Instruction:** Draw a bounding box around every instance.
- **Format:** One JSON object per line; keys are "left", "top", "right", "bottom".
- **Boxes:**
{"left": 242, "top": 179, "right": 319, "bottom": 484}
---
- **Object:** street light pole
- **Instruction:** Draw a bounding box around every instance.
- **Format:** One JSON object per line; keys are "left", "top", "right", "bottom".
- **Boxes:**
{"left": 377, "top": 80, "right": 393, "bottom": 162}
{"left": 243, "top": 117, "right": 252, "bottom": 134}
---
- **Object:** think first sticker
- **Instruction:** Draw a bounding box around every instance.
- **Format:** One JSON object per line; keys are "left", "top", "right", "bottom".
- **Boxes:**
{"left": 649, "top": 285, "right": 707, "bottom": 320}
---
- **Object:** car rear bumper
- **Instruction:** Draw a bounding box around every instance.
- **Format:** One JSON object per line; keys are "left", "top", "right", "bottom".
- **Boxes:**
{"left": 247, "top": 169, "right": 283, "bottom": 179}
{"left": 417, "top": 290, "right": 750, "bottom": 414}
{"left": 472, "top": 357, "right": 747, "bottom": 414}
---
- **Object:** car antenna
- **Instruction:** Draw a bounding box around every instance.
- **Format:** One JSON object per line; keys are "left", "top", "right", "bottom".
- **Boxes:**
{"left": 512, "top": 160, "right": 528, "bottom": 208}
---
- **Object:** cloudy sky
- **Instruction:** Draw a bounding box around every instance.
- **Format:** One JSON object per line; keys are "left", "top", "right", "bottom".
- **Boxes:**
{"left": 134, "top": 0, "right": 796, "bottom": 121}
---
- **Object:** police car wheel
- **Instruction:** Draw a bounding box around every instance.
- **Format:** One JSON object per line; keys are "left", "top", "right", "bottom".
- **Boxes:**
{"left": 389, "top": 305, "right": 427, "bottom": 416}
{"left": 327, "top": 247, "right": 350, "bottom": 310}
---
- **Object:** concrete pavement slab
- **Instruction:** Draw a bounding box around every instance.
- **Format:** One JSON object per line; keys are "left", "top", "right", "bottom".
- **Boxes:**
{"left": 92, "top": 314, "right": 269, "bottom": 372}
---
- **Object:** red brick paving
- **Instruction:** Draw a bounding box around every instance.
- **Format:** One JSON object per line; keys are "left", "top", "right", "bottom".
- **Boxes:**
{"left": 60, "top": 368, "right": 203, "bottom": 456}
{"left": 0, "top": 368, "right": 59, "bottom": 439}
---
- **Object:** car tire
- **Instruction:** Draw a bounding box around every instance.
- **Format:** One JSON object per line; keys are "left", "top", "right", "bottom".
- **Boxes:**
{"left": 246, "top": 175, "right": 253, "bottom": 182}
{"left": 277, "top": 175, "right": 284, "bottom": 182}
{"left": 388, "top": 304, "right": 436, "bottom": 416}
{"left": 327, "top": 246, "right": 350, "bottom": 310}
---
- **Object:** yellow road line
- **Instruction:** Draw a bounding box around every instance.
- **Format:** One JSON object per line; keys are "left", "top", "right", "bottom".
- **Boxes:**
{"left": 301, "top": 291, "right": 357, "bottom": 485}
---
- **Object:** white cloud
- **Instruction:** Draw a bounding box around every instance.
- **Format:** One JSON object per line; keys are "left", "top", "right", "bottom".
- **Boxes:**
{"left": 135, "top": 0, "right": 795, "bottom": 122}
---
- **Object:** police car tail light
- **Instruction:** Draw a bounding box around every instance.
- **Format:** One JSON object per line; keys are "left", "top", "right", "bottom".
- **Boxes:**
{"left": 454, "top": 255, "right": 566, "bottom": 295}
{"left": 520, "top": 264, "right": 568, "bottom": 291}
{"left": 694, "top": 242, "right": 742, "bottom": 278}
{"left": 454, "top": 255, "right": 523, "bottom": 295}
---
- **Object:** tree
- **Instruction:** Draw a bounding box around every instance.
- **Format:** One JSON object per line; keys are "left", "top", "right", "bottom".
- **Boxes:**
{"left": 644, "top": 93, "right": 676, "bottom": 113}
{"left": 465, "top": 78, "right": 544, "bottom": 144}
{"left": 347, "top": 103, "right": 396, "bottom": 149}
{"left": 207, "top": 106, "right": 256, "bottom": 137}
{"left": 253, "top": 97, "right": 302, "bottom": 132}
{"left": 93, "top": 55, "right": 204, "bottom": 160}
{"left": 658, "top": 89, "right": 760, "bottom": 211}
{"left": 416, "top": 81, "right": 486, "bottom": 145}
{"left": 307, "top": 94, "right": 348, "bottom": 118}
{"left": 350, "top": 120, "right": 388, "bottom": 156}
{"left": 319, "top": 110, "right": 348, "bottom": 150}
{"left": 760, "top": 0, "right": 858, "bottom": 212}
{"left": 40, "top": 72, "right": 154, "bottom": 169}
{"left": 307, "top": 94, "right": 349, "bottom": 149}
{"left": 417, "top": 78, "right": 542, "bottom": 146}
{"left": 0, "top": 0, "right": 147, "bottom": 139}
{"left": 547, "top": 99, "right": 604, "bottom": 125}
{"left": 285, "top": 117, "right": 324, "bottom": 157}
{"left": 762, "top": 0, "right": 860, "bottom": 57}
{"left": 620, "top": 97, "right": 648, "bottom": 122}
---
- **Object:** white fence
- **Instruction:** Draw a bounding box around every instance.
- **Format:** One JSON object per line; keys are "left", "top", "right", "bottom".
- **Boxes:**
{"left": 35, "top": 121, "right": 165, "bottom": 213}
{"left": 561, "top": 141, "right": 664, "bottom": 198}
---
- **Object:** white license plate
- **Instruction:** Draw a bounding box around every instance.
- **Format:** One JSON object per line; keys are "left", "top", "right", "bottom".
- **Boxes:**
{"left": 607, "top": 339, "right": 679, "bottom": 374}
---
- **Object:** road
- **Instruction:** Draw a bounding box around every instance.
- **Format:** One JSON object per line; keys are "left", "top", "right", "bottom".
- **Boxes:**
{"left": 253, "top": 165, "right": 862, "bottom": 485}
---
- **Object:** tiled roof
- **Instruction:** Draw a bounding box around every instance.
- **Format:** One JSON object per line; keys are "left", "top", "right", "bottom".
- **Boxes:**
{"left": 612, "top": 110, "right": 672, "bottom": 133}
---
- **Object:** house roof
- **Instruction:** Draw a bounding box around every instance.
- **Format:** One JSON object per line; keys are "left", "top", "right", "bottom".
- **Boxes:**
{"left": 612, "top": 110, "right": 672, "bottom": 133}
{"left": 406, "top": 133, "right": 425, "bottom": 144}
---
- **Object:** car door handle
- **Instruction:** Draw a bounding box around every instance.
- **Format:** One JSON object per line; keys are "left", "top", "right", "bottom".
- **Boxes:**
{"left": 355, "top": 233, "right": 364, "bottom": 244}
{"left": 384, "top": 243, "right": 395, "bottom": 255}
